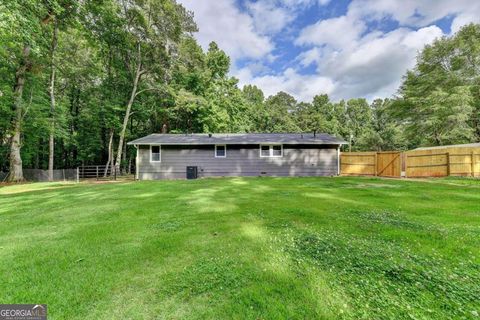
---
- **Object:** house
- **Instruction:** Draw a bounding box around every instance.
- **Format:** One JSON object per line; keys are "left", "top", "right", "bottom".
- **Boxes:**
{"left": 127, "top": 133, "right": 347, "bottom": 180}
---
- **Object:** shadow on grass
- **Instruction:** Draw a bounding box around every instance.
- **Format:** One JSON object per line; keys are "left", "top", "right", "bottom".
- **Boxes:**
{"left": 1, "top": 177, "right": 479, "bottom": 319}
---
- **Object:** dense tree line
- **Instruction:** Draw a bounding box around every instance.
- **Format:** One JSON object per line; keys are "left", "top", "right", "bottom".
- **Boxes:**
{"left": 1, "top": 1, "right": 479, "bottom": 181}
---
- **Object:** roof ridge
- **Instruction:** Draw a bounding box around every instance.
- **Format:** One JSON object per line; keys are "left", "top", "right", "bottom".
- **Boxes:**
{"left": 127, "top": 132, "right": 347, "bottom": 145}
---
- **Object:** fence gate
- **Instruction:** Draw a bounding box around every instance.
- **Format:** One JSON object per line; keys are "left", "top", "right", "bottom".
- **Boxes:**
{"left": 78, "top": 165, "right": 116, "bottom": 180}
{"left": 376, "top": 152, "right": 401, "bottom": 177}
{"left": 340, "top": 151, "right": 401, "bottom": 177}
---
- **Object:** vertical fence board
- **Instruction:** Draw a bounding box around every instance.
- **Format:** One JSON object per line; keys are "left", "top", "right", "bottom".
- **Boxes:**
{"left": 341, "top": 147, "right": 480, "bottom": 178}
{"left": 340, "top": 152, "right": 376, "bottom": 176}
{"left": 340, "top": 152, "right": 401, "bottom": 177}
{"left": 376, "top": 152, "right": 401, "bottom": 177}
{"left": 405, "top": 147, "right": 480, "bottom": 177}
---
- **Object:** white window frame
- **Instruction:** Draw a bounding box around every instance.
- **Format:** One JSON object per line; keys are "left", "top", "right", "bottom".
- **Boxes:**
{"left": 259, "top": 144, "right": 283, "bottom": 158}
{"left": 215, "top": 144, "right": 227, "bottom": 158}
{"left": 150, "top": 145, "right": 161, "bottom": 162}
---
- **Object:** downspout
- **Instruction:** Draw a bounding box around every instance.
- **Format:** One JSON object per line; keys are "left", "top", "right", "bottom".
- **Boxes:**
{"left": 337, "top": 145, "right": 341, "bottom": 176}
{"left": 134, "top": 144, "right": 139, "bottom": 181}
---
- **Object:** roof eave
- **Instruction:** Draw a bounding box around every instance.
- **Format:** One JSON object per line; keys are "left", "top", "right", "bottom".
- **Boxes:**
{"left": 127, "top": 141, "right": 347, "bottom": 145}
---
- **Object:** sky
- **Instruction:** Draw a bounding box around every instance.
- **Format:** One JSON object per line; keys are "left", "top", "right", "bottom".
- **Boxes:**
{"left": 177, "top": 0, "right": 480, "bottom": 102}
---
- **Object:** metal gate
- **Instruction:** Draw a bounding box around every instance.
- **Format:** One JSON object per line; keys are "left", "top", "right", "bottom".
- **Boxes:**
{"left": 376, "top": 152, "right": 401, "bottom": 177}
{"left": 78, "top": 165, "right": 116, "bottom": 180}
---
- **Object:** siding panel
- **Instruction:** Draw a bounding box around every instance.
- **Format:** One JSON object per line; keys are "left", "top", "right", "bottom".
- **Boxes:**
{"left": 137, "top": 144, "right": 338, "bottom": 179}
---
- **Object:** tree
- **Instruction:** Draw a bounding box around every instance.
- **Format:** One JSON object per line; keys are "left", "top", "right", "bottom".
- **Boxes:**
{"left": 86, "top": 0, "right": 197, "bottom": 172}
{"left": 203, "top": 77, "right": 250, "bottom": 132}
{"left": 243, "top": 85, "right": 264, "bottom": 132}
{"left": 45, "top": 1, "right": 78, "bottom": 181}
{"left": 356, "top": 99, "right": 406, "bottom": 151}
{"left": 206, "top": 42, "right": 230, "bottom": 79}
{"left": 1, "top": 1, "right": 48, "bottom": 181}
{"left": 294, "top": 94, "right": 340, "bottom": 134}
{"left": 258, "top": 92, "right": 299, "bottom": 132}
{"left": 343, "top": 98, "right": 373, "bottom": 150}
{"left": 395, "top": 23, "right": 479, "bottom": 147}
{"left": 2, "top": 1, "right": 478, "bottom": 181}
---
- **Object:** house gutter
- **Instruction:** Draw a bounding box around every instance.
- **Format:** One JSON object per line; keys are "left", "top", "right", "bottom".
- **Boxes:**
{"left": 337, "top": 145, "right": 341, "bottom": 176}
{"left": 134, "top": 144, "right": 139, "bottom": 181}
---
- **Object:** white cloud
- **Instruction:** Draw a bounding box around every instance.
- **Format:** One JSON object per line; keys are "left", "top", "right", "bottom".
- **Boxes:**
{"left": 245, "top": 0, "right": 333, "bottom": 35}
{"left": 291, "top": 1, "right": 453, "bottom": 100}
{"left": 296, "top": 15, "right": 366, "bottom": 49}
{"left": 451, "top": 12, "right": 480, "bottom": 34}
{"left": 181, "top": 0, "right": 480, "bottom": 102}
{"left": 347, "top": 0, "right": 480, "bottom": 27}
{"left": 237, "top": 67, "right": 335, "bottom": 102}
{"left": 297, "top": 47, "right": 323, "bottom": 67}
{"left": 178, "top": 0, "right": 331, "bottom": 60}
{"left": 294, "top": 12, "right": 443, "bottom": 100}
{"left": 324, "top": 26, "right": 444, "bottom": 100}
{"left": 246, "top": 1, "right": 295, "bottom": 34}
{"left": 280, "top": 0, "right": 331, "bottom": 6}
{"left": 178, "top": 0, "right": 273, "bottom": 60}
{"left": 401, "top": 25, "right": 443, "bottom": 48}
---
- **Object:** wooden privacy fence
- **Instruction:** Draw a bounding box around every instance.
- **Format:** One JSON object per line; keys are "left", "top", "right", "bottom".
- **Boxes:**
{"left": 405, "top": 147, "right": 480, "bottom": 178}
{"left": 340, "top": 151, "right": 401, "bottom": 177}
{"left": 340, "top": 147, "right": 480, "bottom": 178}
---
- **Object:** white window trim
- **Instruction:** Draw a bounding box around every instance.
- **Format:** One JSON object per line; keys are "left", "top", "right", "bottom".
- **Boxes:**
{"left": 215, "top": 144, "right": 227, "bottom": 158}
{"left": 150, "top": 145, "right": 161, "bottom": 162}
{"left": 259, "top": 144, "right": 283, "bottom": 158}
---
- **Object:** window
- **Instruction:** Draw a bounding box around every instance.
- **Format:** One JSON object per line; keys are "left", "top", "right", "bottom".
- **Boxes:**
{"left": 215, "top": 145, "right": 226, "bottom": 158}
{"left": 272, "top": 145, "right": 282, "bottom": 156}
{"left": 150, "top": 145, "right": 161, "bottom": 162}
{"left": 261, "top": 145, "right": 270, "bottom": 157}
{"left": 260, "top": 144, "right": 283, "bottom": 157}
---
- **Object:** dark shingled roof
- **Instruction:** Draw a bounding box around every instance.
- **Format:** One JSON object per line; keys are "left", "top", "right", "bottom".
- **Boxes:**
{"left": 127, "top": 133, "right": 346, "bottom": 145}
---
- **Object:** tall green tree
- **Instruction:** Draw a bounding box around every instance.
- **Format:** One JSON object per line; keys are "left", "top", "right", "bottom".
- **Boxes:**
{"left": 356, "top": 99, "right": 406, "bottom": 151}
{"left": 86, "top": 0, "right": 197, "bottom": 172}
{"left": 45, "top": 1, "right": 78, "bottom": 180}
{"left": 1, "top": 1, "right": 46, "bottom": 181}
{"left": 257, "top": 92, "right": 299, "bottom": 132}
{"left": 243, "top": 84, "right": 265, "bottom": 132}
{"left": 344, "top": 98, "right": 373, "bottom": 149}
{"left": 294, "top": 94, "right": 342, "bottom": 135}
{"left": 394, "top": 23, "right": 479, "bottom": 147}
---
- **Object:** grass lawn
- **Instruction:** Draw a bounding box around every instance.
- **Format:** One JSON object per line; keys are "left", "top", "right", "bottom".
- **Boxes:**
{"left": 0, "top": 177, "right": 479, "bottom": 319}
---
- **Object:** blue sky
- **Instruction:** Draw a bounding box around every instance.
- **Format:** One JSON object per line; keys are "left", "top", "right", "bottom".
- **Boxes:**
{"left": 178, "top": 0, "right": 480, "bottom": 102}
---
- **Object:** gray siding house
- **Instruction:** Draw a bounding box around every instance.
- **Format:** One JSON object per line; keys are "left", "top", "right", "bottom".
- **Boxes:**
{"left": 127, "top": 133, "right": 346, "bottom": 180}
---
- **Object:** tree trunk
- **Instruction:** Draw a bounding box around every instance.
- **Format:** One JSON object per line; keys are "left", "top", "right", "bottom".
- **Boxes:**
{"left": 104, "top": 129, "right": 113, "bottom": 177}
{"left": 34, "top": 140, "right": 40, "bottom": 169}
{"left": 115, "top": 48, "right": 142, "bottom": 173}
{"left": 121, "top": 139, "right": 127, "bottom": 174}
{"left": 48, "top": 21, "right": 58, "bottom": 181}
{"left": 7, "top": 45, "right": 30, "bottom": 182}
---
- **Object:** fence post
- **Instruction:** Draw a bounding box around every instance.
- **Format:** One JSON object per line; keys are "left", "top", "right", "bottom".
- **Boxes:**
{"left": 96, "top": 166, "right": 99, "bottom": 180}
{"left": 404, "top": 154, "right": 408, "bottom": 178}
{"left": 472, "top": 151, "right": 475, "bottom": 177}
{"left": 374, "top": 152, "right": 378, "bottom": 176}
{"left": 114, "top": 166, "right": 117, "bottom": 181}
{"left": 76, "top": 167, "right": 79, "bottom": 183}
{"left": 446, "top": 152, "right": 451, "bottom": 176}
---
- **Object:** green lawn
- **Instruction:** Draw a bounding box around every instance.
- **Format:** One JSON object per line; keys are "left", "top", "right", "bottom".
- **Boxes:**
{"left": 0, "top": 177, "right": 479, "bottom": 319}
